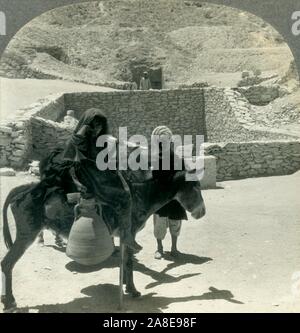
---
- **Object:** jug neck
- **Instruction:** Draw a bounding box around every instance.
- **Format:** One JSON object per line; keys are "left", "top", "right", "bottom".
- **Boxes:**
{"left": 75, "top": 201, "right": 101, "bottom": 219}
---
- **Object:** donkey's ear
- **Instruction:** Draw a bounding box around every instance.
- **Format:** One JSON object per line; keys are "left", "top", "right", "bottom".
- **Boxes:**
{"left": 185, "top": 167, "right": 205, "bottom": 182}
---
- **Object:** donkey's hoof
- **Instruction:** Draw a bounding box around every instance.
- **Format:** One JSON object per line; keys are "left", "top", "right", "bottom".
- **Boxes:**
{"left": 126, "top": 288, "right": 141, "bottom": 298}
{"left": 3, "top": 302, "right": 17, "bottom": 313}
{"left": 132, "top": 291, "right": 141, "bottom": 298}
{"left": 1, "top": 295, "right": 17, "bottom": 313}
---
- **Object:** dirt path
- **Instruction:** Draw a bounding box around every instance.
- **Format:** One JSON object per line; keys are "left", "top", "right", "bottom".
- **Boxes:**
{"left": 0, "top": 172, "right": 300, "bottom": 313}
{"left": 0, "top": 78, "right": 117, "bottom": 120}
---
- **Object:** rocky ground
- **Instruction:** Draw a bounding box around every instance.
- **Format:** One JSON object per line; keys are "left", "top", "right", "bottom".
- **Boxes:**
{"left": 0, "top": 172, "right": 299, "bottom": 313}
{"left": 1, "top": 0, "right": 299, "bottom": 135}
{"left": 250, "top": 90, "right": 300, "bottom": 129}
{"left": 0, "top": 0, "right": 293, "bottom": 87}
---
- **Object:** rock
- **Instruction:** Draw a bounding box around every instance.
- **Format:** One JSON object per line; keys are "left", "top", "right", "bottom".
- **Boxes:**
{"left": 0, "top": 135, "right": 12, "bottom": 146}
{"left": 12, "top": 136, "right": 25, "bottom": 144}
{"left": 272, "top": 303, "right": 280, "bottom": 307}
{"left": 29, "top": 161, "right": 40, "bottom": 167}
{"left": 11, "top": 131, "right": 23, "bottom": 138}
{"left": 14, "top": 144, "right": 26, "bottom": 150}
{"left": 15, "top": 122, "right": 24, "bottom": 130}
{"left": 0, "top": 126, "right": 13, "bottom": 134}
{"left": 0, "top": 167, "right": 16, "bottom": 176}
{"left": 0, "top": 156, "right": 8, "bottom": 166}
{"left": 241, "top": 71, "right": 250, "bottom": 79}
{"left": 29, "top": 166, "right": 40, "bottom": 176}
{"left": 8, "top": 155, "right": 21, "bottom": 162}
{"left": 12, "top": 150, "right": 24, "bottom": 157}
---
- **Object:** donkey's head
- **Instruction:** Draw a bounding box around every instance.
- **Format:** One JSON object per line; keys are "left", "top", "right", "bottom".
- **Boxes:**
{"left": 173, "top": 170, "right": 206, "bottom": 220}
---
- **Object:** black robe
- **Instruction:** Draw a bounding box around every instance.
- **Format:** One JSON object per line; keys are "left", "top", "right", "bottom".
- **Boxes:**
{"left": 34, "top": 109, "right": 129, "bottom": 215}
{"left": 152, "top": 143, "right": 188, "bottom": 221}
{"left": 62, "top": 108, "right": 129, "bottom": 209}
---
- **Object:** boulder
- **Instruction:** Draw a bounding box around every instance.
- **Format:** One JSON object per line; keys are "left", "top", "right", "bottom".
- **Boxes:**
{"left": 0, "top": 135, "right": 12, "bottom": 146}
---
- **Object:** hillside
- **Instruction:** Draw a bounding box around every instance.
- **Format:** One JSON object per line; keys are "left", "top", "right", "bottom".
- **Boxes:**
{"left": 0, "top": 0, "right": 294, "bottom": 87}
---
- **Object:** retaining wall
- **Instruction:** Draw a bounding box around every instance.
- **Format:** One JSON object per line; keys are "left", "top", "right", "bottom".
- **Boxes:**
{"left": 1, "top": 87, "right": 299, "bottom": 182}
{"left": 64, "top": 89, "right": 206, "bottom": 140}
{"left": 204, "top": 141, "right": 300, "bottom": 181}
{"left": 0, "top": 93, "right": 65, "bottom": 167}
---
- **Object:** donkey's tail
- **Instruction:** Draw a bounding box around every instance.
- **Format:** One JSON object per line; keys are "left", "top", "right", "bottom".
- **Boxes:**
{"left": 3, "top": 183, "right": 37, "bottom": 249}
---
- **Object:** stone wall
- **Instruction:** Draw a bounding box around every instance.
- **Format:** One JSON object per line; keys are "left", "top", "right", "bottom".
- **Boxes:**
{"left": 0, "top": 94, "right": 65, "bottom": 168}
{"left": 34, "top": 94, "right": 65, "bottom": 121}
{"left": 204, "top": 141, "right": 300, "bottom": 181}
{"left": 29, "top": 117, "right": 73, "bottom": 161}
{"left": 0, "top": 123, "right": 30, "bottom": 168}
{"left": 1, "top": 87, "right": 300, "bottom": 182}
{"left": 64, "top": 89, "right": 206, "bottom": 140}
{"left": 1, "top": 89, "right": 207, "bottom": 166}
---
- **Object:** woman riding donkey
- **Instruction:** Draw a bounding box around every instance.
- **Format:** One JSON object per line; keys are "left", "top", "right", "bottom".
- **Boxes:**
{"left": 64, "top": 108, "right": 142, "bottom": 252}
{"left": 38, "top": 108, "right": 142, "bottom": 253}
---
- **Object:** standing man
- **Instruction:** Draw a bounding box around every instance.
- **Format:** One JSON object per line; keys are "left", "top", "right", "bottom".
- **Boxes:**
{"left": 139, "top": 71, "right": 152, "bottom": 90}
{"left": 151, "top": 126, "right": 188, "bottom": 259}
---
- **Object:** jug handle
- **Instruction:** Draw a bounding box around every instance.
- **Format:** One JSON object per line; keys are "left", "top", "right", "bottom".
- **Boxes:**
{"left": 95, "top": 203, "right": 102, "bottom": 217}
{"left": 74, "top": 204, "right": 80, "bottom": 220}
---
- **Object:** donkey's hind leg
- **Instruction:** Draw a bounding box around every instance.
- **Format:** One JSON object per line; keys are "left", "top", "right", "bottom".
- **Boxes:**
{"left": 1, "top": 230, "right": 40, "bottom": 312}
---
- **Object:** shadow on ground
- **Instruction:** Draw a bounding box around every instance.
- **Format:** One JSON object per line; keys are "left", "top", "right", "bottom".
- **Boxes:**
{"left": 18, "top": 284, "right": 243, "bottom": 313}
{"left": 15, "top": 252, "right": 243, "bottom": 313}
{"left": 65, "top": 252, "right": 212, "bottom": 289}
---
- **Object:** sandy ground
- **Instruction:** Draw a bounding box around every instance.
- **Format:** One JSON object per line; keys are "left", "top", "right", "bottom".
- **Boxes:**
{"left": 0, "top": 78, "right": 116, "bottom": 120}
{"left": 0, "top": 172, "right": 300, "bottom": 313}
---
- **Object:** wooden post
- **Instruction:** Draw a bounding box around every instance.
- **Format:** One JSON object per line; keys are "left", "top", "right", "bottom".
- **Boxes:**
{"left": 118, "top": 240, "right": 125, "bottom": 310}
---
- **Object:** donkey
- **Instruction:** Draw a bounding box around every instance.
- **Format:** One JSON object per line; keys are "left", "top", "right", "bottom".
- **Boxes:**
{"left": 1, "top": 168, "right": 206, "bottom": 312}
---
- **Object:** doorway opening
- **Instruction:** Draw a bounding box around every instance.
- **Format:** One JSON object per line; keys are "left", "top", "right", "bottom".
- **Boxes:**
{"left": 131, "top": 65, "right": 163, "bottom": 89}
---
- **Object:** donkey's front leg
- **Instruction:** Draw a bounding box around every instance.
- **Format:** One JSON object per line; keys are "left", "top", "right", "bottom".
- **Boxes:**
{"left": 124, "top": 247, "right": 141, "bottom": 298}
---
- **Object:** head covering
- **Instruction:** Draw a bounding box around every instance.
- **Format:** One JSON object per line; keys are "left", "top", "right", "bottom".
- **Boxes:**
{"left": 64, "top": 108, "right": 109, "bottom": 162}
{"left": 74, "top": 108, "right": 108, "bottom": 134}
{"left": 151, "top": 126, "right": 173, "bottom": 138}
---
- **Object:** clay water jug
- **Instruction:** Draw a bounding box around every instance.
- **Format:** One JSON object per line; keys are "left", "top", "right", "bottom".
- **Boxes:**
{"left": 66, "top": 197, "right": 114, "bottom": 266}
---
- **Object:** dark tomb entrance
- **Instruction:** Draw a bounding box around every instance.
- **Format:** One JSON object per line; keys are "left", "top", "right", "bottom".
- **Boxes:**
{"left": 131, "top": 65, "right": 163, "bottom": 90}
